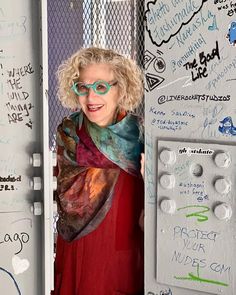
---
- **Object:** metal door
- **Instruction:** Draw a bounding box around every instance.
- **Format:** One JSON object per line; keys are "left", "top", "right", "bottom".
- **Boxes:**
{"left": 0, "top": 1, "right": 53, "bottom": 294}
{"left": 145, "top": 1, "right": 236, "bottom": 294}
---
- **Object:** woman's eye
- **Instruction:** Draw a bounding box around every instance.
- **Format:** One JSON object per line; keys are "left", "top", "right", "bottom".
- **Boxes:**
{"left": 96, "top": 83, "right": 107, "bottom": 91}
{"left": 78, "top": 84, "right": 87, "bottom": 92}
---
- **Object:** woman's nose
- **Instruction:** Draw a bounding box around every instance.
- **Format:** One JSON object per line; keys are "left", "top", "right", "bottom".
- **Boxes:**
{"left": 86, "top": 88, "right": 97, "bottom": 99}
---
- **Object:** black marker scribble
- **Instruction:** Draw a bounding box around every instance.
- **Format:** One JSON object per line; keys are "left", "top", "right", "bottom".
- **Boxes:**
{"left": 145, "top": 0, "right": 208, "bottom": 47}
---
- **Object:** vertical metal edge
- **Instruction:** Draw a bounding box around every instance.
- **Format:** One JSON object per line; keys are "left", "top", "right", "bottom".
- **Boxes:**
{"left": 40, "top": 0, "right": 54, "bottom": 293}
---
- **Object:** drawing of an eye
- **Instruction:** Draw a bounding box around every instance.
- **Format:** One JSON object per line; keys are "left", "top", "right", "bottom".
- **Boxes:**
{"left": 153, "top": 57, "right": 166, "bottom": 73}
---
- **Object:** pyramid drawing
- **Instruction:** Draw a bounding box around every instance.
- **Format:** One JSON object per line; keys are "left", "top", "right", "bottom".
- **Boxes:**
{"left": 146, "top": 73, "right": 165, "bottom": 91}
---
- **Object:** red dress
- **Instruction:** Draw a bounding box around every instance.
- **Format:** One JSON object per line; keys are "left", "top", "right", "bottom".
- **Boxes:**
{"left": 53, "top": 170, "right": 144, "bottom": 295}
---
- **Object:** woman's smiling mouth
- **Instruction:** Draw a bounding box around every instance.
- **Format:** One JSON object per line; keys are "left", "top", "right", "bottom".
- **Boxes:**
{"left": 87, "top": 104, "right": 104, "bottom": 112}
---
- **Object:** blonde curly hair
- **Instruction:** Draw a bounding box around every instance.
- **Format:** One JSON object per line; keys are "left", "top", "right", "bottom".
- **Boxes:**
{"left": 57, "top": 47, "right": 144, "bottom": 111}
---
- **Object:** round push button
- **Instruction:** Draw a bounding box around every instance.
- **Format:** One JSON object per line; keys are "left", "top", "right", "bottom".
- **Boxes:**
{"left": 160, "top": 174, "right": 175, "bottom": 189}
{"left": 214, "top": 152, "right": 231, "bottom": 168}
{"left": 160, "top": 199, "right": 176, "bottom": 214}
{"left": 159, "top": 149, "right": 176, "bottom": 165}
{"left": 214, "top": 178, "right": 231, "bottom": 194}
{"left": 214, "top": 203, "right": 232, "bottom": 220}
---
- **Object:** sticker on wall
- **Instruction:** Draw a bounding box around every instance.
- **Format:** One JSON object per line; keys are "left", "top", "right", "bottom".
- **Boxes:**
{"left": 146, "top": 73, "right": 165, "bottom": 91}
{"left": 226, "top": 21, "right": 236, "bottom": 46}
{"left": 178, "top": 147, "right": 214, "bottom": 156}
{"left": 218, "top": 116, "right": 236, "bottom": 135}
{"left": 0, "top": 174, "right": 22, "bottom": 192}
{"left": 12, "top": 255, "right": 30, "bottom": 275}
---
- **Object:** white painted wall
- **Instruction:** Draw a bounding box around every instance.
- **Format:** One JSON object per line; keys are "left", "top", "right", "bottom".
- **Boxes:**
{"left": 145, "top": 1, "right": 236, "bottom": 294}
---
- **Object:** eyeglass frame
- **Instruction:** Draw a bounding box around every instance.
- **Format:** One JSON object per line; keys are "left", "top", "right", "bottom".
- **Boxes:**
{"left": 71, "top": 80, "right": 118, "bottom": 96}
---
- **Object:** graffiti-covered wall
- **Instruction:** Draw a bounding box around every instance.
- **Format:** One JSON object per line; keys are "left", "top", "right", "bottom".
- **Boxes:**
{"left": 144, "top": 1, "right": 236, "bottom": 295}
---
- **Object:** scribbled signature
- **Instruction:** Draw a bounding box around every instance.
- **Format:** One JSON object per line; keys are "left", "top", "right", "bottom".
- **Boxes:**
{"left": 201, "top": 104, "right": 223, "bottom": 137}
{"left": 190, "top": 104, "right": 223, "bottom": 138}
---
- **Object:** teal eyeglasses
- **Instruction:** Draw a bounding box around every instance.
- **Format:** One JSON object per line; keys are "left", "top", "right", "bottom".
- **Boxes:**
{"left": 71, "top": 80, "right": 118, "bottom": 96}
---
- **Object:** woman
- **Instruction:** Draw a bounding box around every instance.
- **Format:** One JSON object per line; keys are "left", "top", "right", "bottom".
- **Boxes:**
{"left": 53, "top": 47, "right": 144, "bottom": 295}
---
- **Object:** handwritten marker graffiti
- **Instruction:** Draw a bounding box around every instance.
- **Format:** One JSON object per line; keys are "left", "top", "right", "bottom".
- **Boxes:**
{"left": 183, "top": 41, "right": 221, "bottom": 82}
{"left": 0, "top": 16, "right": 27, "bottom": 38}
{"left": 0, "top": 267, "right": 21, "bottom": 295}
{"left": 144, "top": 49, "right": 166, "bottom": 89}
{"left": 171, "top": 33, "right": 206, "bottom": 73}
{"left": 144, "top": 50, "right": 156, "bottom": 70}
{"left": 228, "top": 4, "right": 236, "bottom": 17}
{"left": 177, "top": 205, "right": 210, "bottom": 222}
{"left": 145, "top": 0, "right": 208, "bottom": 47}
{"left": 25, "top": 118, "right": 33, "bottom": 129}
{"left": 157, "top": 94, "right": 231, "bottom": 104}
{"left": 153, "top": 56, "right": 166, "bottom": 73}
{"left": 154, "top": 50, "right": 166, "bottom": 73}
{"left": 226, "top": 21, "right": 236, "bottom": 46}
{"left": 208, "top": 15, "right": 219, "bottom": 31}
{"left": 214, "top": 0, "right": 236, "bottom": 17}
{"left": 174, "top": 264, "right": 228, "bottom": 287}
{"left": 0, "top": 231, "right": 30, "bottom": 254}
{"left": 146, "top": 73, "right": 165, "bottom": 91}
{"left": 11, "top": 218, "right": 33, "bottom": 228}
{"left": 173, "top": 225, "right": 220, "bottom": 241}
{"left": 144, "top": 49, "right": 166, "bottom": 72}
{"left": 219, "top": 116, "right": 236, "bottom": 135}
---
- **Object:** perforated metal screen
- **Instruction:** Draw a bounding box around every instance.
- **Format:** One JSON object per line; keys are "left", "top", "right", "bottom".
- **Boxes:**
{"left": 48, "top": 0, "right": 144, "bottom": 149}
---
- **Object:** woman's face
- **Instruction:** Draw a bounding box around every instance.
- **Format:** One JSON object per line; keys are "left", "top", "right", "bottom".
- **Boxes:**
{"left": 77, "top": 63, "right": 120, "bottom": 127}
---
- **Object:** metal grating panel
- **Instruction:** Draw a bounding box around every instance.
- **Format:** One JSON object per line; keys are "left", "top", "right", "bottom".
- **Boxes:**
{"left": 48, "top": 0, "right": 144, "bottom": 150}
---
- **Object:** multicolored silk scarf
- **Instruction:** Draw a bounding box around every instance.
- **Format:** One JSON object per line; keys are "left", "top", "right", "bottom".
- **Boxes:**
{"left": 56, "top": 111, "right": 144, "bottom": 241}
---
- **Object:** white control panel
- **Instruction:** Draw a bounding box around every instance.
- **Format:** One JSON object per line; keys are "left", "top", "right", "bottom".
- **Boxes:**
{"left": 156, "top": 140, "right": 236, "bottom": 294}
